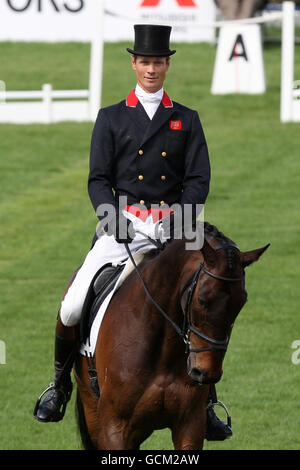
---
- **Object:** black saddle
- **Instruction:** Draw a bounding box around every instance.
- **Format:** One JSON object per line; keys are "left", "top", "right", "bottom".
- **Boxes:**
{"left": 80, "top": 263, "right": 125, "bottom": 344}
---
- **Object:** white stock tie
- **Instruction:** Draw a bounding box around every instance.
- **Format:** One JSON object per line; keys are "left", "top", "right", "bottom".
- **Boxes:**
{"left": 135, "top": 84, "right": 163, "bottom": 120}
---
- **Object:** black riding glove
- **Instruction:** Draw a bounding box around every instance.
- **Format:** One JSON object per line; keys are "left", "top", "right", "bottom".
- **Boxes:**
{"left": 106, "top": 212, "right": 135, "bottom": 244}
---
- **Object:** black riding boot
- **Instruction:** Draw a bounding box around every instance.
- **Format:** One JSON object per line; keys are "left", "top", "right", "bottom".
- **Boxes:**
{"left": 34, "top": 334, "right": 77, "bottom": 422}
{"left": 205, "top": 384, "right": 232, "bottom": 441}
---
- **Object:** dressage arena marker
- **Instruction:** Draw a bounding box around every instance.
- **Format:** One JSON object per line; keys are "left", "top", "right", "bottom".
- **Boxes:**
{"left": 211, "top": 23, "right": 266, "bottom": 95}
{"left": 0, "top": 1, "right": 299, "bottom": 122}
{"left": 211, "top": 1, "right": 300, "bottom": 122}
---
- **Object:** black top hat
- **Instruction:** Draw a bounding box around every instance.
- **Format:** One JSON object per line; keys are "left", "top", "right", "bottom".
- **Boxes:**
{"left": 126, "top": 24, "right": 176, "bottom": 57}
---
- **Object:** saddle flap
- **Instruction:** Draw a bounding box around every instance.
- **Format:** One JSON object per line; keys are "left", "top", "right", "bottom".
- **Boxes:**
{"left": 93, "top": 265, "right": 121, "bottom": 296}
{"left": 80, "top": 263, "right": 125, "bottom": 344}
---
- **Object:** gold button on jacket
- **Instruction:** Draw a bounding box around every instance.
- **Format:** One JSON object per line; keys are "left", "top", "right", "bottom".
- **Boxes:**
{"left": 138, "top": 175, "right": 144, "bottom": 181}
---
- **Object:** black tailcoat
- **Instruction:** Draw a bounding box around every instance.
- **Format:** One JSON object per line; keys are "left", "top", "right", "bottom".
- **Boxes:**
{"left": 88, "top": 90, "right": 210, "bottom": 219}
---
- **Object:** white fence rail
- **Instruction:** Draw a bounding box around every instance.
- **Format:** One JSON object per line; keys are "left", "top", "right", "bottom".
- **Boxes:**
{"left": 0, "top": 89, "right": 89, "bottom": 101}
{"left": 0, "top": 0, "right": 104, "bottom": 124}
{"left": 0, "top": 83, "right": 91, "bottom": 124}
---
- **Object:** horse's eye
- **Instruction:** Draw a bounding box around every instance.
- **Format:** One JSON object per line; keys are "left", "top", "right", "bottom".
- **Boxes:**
{"left": 198, "top": 298, "right": 208, "bottom": 309}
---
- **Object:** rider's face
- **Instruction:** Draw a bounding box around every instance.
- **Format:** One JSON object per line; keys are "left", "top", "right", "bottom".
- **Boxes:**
{"left": 131, "top": 56, "right": 170, "bottom": 93}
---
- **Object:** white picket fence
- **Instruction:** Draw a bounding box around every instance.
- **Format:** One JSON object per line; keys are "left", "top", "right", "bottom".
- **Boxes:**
{"left": 0, "top": 0, "right": 104, "bottom": 124}
{"left": 0, "top": 84, "right": 90, "bottom": 124}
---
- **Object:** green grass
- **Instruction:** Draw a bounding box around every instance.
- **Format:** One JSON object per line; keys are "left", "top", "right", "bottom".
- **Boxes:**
{"left": 0, "top": 40, "right": 299, "bottom": 450}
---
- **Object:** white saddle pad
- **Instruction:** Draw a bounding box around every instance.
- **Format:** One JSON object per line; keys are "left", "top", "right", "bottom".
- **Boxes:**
{"left": 79, "top": 247, "right": 154, "bottom": 357}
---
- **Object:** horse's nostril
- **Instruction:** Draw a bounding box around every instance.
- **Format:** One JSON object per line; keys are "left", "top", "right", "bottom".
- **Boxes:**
{"left": 189, "top": 367, "right": 207, "bottom": 384}
{"left": 188, "top": 367, "right": 223, "bottom": 384}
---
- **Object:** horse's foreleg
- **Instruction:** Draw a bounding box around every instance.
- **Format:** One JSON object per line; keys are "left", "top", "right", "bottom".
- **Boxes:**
{"left": 96, "top": 400, "right": 150, "bottom": 450}
{"left": 171, "top": 409, "right": 207, "bottom": 450}
{"left": 97, "top": 415, "right": 139, "bottom": 450}
{"left": 75, "top": 358, "right": 100, "bottom": 449}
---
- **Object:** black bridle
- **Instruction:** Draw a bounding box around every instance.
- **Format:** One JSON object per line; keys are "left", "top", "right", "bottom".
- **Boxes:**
{"left": 179, "top": 256, "right": 245, "bottom": 354}
{"left": 125, "top": 240, "right": 245, "bottom": 355}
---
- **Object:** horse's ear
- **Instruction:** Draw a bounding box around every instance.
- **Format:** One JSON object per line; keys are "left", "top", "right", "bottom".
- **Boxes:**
{"left": 240, "top": 244, "right": 270, "bottom": 268}
{"left": 201, "top": 238, "right": 217, "bottom": 267}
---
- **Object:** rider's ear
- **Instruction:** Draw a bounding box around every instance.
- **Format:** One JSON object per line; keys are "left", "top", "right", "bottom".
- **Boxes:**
{"left": 201, "top": 239, "right": 217, "bottom": 267}
{"left": 240, "top": 244, "right": 270, "bottom": 268}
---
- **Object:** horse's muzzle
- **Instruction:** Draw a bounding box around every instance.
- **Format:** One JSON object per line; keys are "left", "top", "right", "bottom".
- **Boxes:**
{"left": 187, "top": 366, "right": 223, "bottom": 385}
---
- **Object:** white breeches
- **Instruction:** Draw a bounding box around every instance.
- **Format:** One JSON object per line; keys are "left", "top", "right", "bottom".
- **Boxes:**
{"left": 60, "top": 211, "right": 166, "bottom": 327}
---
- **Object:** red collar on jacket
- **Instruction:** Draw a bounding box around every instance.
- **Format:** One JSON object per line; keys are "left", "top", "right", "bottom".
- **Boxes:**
{"left": 126, "top": 89, "right": 173, "bottom": 108}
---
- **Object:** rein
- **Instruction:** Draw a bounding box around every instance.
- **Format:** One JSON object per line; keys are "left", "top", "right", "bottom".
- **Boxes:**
{"left": 125, "top": 236, "right": 245, "bottom": 355}
{"left": 124, "top": 242, "right": 183, "bottom": 338}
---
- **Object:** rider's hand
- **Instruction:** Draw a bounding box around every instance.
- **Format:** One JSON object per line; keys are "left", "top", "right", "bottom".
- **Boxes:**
{"left": 106, "top": 212, "right": 135, "bottom": 244}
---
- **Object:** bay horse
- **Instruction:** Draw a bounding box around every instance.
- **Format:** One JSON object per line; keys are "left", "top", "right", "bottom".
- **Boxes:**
{"left": 74, "top": 223, "right": 269, "bottom": 450}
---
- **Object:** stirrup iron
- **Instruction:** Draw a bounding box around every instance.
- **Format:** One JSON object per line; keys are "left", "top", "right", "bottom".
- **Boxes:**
{"left": 207, "top": 399, "right": 232, "bottom": 428}
{"left": 33, "top": 382, "right": 68, "bottom": 421}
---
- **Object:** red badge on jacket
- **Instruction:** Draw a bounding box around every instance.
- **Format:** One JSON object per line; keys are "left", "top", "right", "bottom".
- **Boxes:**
{"left": 169, "top": 120, "right": 182, "bottom": 130}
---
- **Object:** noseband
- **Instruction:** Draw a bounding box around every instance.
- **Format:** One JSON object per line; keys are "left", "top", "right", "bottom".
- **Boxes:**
{"left": 125, "top": 241, "right": 245, "bottom": 356}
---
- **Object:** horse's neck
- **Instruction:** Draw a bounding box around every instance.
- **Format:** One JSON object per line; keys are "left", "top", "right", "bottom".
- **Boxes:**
{"left": 143, "top": 245, "right": 200, "bottom": 362}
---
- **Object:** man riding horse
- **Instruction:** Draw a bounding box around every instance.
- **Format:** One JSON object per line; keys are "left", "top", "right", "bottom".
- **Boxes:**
{"left": 34, "top": 24, "right": 231, "bottom": 441}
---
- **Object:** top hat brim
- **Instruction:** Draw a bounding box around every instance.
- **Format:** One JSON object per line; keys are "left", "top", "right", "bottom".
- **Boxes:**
{"left": 126, "top": 48, "right": 176, "bottom": 57}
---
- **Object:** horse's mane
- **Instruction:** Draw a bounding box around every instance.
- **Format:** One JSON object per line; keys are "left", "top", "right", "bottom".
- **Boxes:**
{"left": 204, "top": 221, "right": 231, "bottom": 243}
{"left": 143, "top": 221, "right": 239, "bottom": 273}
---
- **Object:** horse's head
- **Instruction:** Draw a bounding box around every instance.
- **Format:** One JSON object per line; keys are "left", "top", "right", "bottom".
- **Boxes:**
{"left": 182, "top": 228, "right": 269, "bottom": 385}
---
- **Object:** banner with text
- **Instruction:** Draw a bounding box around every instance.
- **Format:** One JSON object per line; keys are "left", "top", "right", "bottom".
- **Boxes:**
{"left": 0, "top": 0, "right": 216, "bottom": 42}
